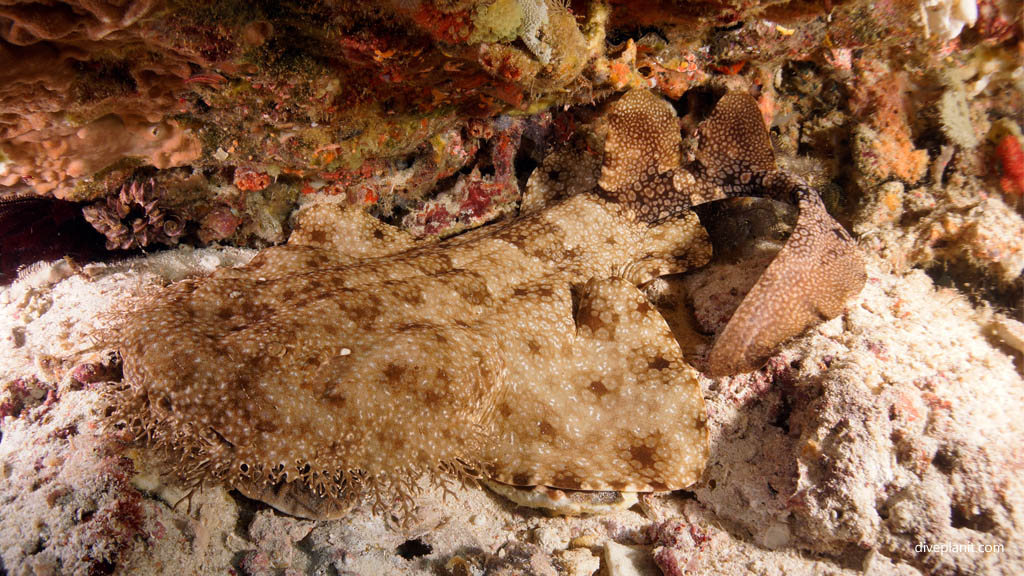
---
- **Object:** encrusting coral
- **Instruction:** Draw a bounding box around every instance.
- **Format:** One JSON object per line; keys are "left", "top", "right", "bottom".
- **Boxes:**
{"left": 104, "top": 88, "right": 864, "bottom": 521}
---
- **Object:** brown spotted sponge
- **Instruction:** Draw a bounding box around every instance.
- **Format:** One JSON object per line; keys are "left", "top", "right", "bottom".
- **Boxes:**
{"left": 105, "top": 89, "right": 865, "bottom": 520}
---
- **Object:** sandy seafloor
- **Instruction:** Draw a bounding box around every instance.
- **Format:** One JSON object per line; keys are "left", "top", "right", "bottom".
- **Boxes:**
{"left": 0, "top": 233, "right": 1022, "bottom": 575}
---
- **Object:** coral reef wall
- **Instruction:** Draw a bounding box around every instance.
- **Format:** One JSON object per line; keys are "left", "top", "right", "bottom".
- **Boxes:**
{"left": 2, "top": 1, "right": 1019, "bottom": 260}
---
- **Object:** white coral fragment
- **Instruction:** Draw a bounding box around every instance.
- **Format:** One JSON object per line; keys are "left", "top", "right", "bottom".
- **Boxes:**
{"left": 919, "top": 0, "right": 978, "bottom": 41}
{"left": 938, "top": 82, "right": 979, "bottom": 148}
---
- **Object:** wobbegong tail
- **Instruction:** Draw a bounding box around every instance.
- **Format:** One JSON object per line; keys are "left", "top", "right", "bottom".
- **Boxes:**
{"left": 600, "top": 88, "right": 866, "bottom": 375}
{"left": 684, "top": 92, "right": 866, "bottom": 375}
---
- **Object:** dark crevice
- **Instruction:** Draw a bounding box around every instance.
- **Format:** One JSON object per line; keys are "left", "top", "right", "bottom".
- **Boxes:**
{"left": 925, "top": 259, "right": 1023, "bottom": 320}
{"left": 229, "top": 551, "right": 250, "bottom": 574}
{"left": 395, "top": 153, "right": 418, "bottom": 171}
{"left": 0, "top": 197, "right": 111, "bottom": 285}
{"left": 230, "top": 491, "right": 264, "bottom": 540}
{"left": 513, "top": 151, "right": 539, "bottom": 197}
{"left": 606, "top": 25, "right": 666, "bottom": 46}
{"left": 396, "top": 538, "right": 432, "bottom": 559}
{"left": 932, "top": 446, "right": 958, "bottom": 474}
{"left": 714, "top": 21, "right": 744, "bottom": 32}
{"left": 477, "top": 161, "right": 495, "bottom": 178}
{"left": 771, "top": 394, "right": 793, "bottom": 434}
{"left": 669, "top": 87, "right": 718, "bottom": 120}
{"left": 87, "top": 559, "right": 116, "bottom": 576}
{"left": 431, "top": 164, "right": 475, "bottom": 196}
{"left": 951, "top": 506, "right": 998, "bottom": 533}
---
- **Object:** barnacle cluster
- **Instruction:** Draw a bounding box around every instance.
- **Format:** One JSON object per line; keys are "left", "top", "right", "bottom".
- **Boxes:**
{"left": 82, "top": 180, "right": 184, "bottom": 250}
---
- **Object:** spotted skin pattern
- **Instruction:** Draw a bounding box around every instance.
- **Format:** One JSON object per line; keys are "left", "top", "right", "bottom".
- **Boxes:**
{"left": 601, "top": 90, "right": 866, "bottom": 375}
{"left": 108, "top": 89, "right": 864, "bottom": 519}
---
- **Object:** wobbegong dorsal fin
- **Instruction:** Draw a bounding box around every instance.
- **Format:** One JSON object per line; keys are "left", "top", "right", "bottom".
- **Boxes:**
{"left": 695, "top": 92, "right": 776, "bottom": 174}
{"left": 598, "top": 89, "right": 690, "bottom": 223}
{"left": 599, "top": 89, "right": 681, "bottom": 194}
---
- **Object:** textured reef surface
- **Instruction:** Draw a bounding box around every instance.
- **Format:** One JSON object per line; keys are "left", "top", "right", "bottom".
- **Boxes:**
{"left": 1, "top": 0, "right": 1022, "bottom": 575}
{"left": 97, "top": 86, "right": 864, "bottom": 526}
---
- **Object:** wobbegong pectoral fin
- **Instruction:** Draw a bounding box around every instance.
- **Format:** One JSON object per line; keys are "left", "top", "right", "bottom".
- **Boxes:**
{"left": 481, "top": 277, "right": 708, "bottom": 492}
{"left": 708, "top": 190, "right": 866, "bottom": 377}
